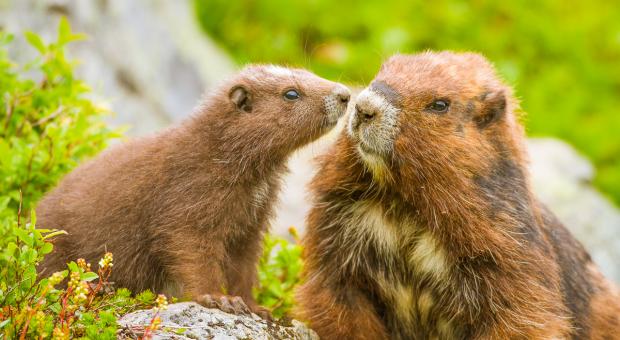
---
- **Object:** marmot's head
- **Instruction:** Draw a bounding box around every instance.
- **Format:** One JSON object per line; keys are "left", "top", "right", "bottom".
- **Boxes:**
{"left": 348, "top": 52, "right": 526, "bottom": 189}
{"left": 204, "top": 65, "right": 350, "bottom": 159}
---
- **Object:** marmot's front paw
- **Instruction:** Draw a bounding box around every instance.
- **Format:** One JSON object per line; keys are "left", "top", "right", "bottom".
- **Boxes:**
{"left": 199, "top": 294, "right": 251, "bottom": 316}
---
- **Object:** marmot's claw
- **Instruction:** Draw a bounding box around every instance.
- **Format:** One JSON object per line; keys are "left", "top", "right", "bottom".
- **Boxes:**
{"left": 199, "top": 294, "right": 251, "bottom": 316}
{"left": 252, "top": 305, "right": 274, "bottom": 322}
{"left": 228, "top": 296, "right": 252, "bottom": 315}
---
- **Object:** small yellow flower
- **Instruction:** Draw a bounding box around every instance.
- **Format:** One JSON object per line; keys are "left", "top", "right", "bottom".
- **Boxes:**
{"left": 52, "top": 326, "right": 69, "bottom": 340}
{"left": 68, "top": 271, "right": 80, "bottom": 290}
{"left": 77, "top": 258, "right": 91, "bottom": 271}
{"left": 35, "top": 310, "right": 45, "bottom": 323}
{"left": 98, "top": 252, "right": 113, "bottom": 270}
{"left": 148, "top": 316, "right": 162, "bottom": 331}
{"left": 288, "top": 226, "right": 300, "bottom": 242}
{"left": 155, "top": 294, "right": 168, "bottom": 311}
{"left": 72, "top": 281, "right": 89, "bottom": 305}
{"left": 48, "top": 271, "right": 65, "bottom": 286}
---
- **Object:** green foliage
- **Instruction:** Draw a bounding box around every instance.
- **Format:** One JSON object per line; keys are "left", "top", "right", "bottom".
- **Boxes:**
{"left": 254, "top": 230, "right": 303, "bottom": 319}
{"left": 0, "top": 205, "right": 157, "bottom": 338}
{"left": 0, "top": 19, "right": 158, "bottom": 339}
{"left": 195, "top": 0, "right": 620, "bottom": 204}
{"left": 0, "top": 207, "right": 64, "bottom": 338}
{"left": 0, "top": 18, "right": 119, "bottom": 215}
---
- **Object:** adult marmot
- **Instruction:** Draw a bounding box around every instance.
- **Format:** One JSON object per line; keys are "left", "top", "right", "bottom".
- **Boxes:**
{"left": 298, "top": 52, "right": 619, "bottom": 339}
{"left": 38, "top": 65, "right": 350, "bottom": 317}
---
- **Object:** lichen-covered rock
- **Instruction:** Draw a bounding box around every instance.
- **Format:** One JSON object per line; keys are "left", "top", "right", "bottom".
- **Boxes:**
{"left": 118, "top": 302, "right": 318, "bottom": 340}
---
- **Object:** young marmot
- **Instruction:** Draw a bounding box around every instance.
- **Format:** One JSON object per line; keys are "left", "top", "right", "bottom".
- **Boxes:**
{"left": 37, "top": 65, "right": 350, "bottom": 317}
{"left": 297, "top": 52, "right": 620, "bottom": 339}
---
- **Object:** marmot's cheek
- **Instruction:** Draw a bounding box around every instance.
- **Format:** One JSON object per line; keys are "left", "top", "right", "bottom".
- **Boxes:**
{"left": 277, "top": 115, "right": 291, "bottom": 128}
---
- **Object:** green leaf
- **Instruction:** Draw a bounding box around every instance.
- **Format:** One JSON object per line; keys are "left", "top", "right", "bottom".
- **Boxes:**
{"left": 57, "top": 16, "right": 86, "bottom": 45}
{"left": 29, "top": 208, "right": 37, "bottom": 229}
{"left": 81, "top": 271, "right": 99, "bottom": 282}
{"left": 0, "top": 196, "right": 10, "bottom": 210}
{"left": 42, "top": 229, "right": 68, "bottom": 240}
{"left": 58, "top": 16, "right": 72, "bottom": 44}
{"left": 40, "top": 242, "right": 53, "bottom": 255}
{"left": 67, "top": 261, "right": 79, "bottom": 272}
{"left": 135, "top": 290, "right": 155, "bottom": 304}
{"left": 0, "top": 318, "right": 10, "bottom": 329}
{"left": 14, "top": 228, "right": 33, "bottom": 247}
{"left": 25, "top": 31, "right": 46, "bottom": 54}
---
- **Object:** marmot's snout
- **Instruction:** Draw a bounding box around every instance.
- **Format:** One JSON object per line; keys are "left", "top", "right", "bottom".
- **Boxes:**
{"left": 324, "top": 84, "right": 351, "bottom": 123}
{"left": 347, "top": 86, "right": 400, "bottom": 157}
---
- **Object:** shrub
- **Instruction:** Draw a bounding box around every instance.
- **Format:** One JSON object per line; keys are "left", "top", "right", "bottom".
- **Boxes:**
{"left": 0, "top": 19, "right": 158, "bottom": 339}
{"left": 0, "top": 18, "right": 119, "bottom": 215}
{"left": 0, "top": 205, "right": 160, "bottom": 339}
{"left": 254, "top": 229, "right": 303, "bottom": 319}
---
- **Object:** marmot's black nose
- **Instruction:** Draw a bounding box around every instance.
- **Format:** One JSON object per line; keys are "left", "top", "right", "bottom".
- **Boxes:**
{"left": 332, "top": 85, "right": 351, "bottom": 105}
{"left": 356, "top": 104, "right": 375, "bottom": 122}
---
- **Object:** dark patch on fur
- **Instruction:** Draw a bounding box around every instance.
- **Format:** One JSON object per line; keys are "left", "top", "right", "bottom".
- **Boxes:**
{"left": 371, "top": 80, "right": 403, "bottom": 108}
{"left": 455, "top": 123, "right": 464, "bottom": 135}
{"left": 465, "top": 101, "right": 475, "bottom": 117}
{"left": 541, "top": 206, "right": 594, "bottom": 340}
{"left": 474, "top": 156, "right": 549, "bottom": 249}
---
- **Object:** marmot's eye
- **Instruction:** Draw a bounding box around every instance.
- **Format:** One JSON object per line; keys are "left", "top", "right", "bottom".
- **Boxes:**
{"left": 284, "top": 90, "right": 301, "bottom": 100}
{"left": 428, "top": 100, "right": 450, "bottom": 113}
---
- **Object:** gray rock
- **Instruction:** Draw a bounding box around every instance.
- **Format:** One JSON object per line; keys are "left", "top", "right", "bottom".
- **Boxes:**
{"left": 528, "top": 138, "right": 620, "bottom": 282}
{"left": 117, "top": 302, "right": 319, "bottom": 340}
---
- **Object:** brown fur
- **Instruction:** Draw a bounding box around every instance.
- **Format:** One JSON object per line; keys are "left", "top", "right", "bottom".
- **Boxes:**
{"left": 37, "top": 65, "right": 350, "bottom": 314}
{"left": 297, "top": 52, "right": 620, "bottom": 339}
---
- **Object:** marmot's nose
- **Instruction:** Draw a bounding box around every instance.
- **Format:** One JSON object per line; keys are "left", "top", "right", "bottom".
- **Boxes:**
{"left": 332, "top": 85, "right": 351, "bottom": 105}
{"left": 356, "top": 104, "right": 375, "bottom": 122}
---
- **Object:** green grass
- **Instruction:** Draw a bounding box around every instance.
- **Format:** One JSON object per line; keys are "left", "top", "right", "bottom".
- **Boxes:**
{"left": 194, "top": 0, "right": 620, "bottom": 205}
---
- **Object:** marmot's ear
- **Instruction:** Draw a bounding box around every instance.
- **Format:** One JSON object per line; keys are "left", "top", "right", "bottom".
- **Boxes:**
{"left": 229, "top": 86, "right": 252, "bottom": 113}
{"left": 474, "top": 90, "right": 506, "bottom": 129}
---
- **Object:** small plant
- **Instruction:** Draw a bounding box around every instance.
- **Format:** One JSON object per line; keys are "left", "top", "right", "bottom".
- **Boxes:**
{"left": 254, "top": 228, "right": 304, "bottom": 319}
{"left": 0, "top": 200, "right": 158, "bottom": 339}
{"left": 140, "top": 294, "right": 168, "bottom": 339}
{"left": 0, "top": 18, "right": 151, "bottom": 339}
{"left": 0, "top": 17, "right": 119, "bottom": 215}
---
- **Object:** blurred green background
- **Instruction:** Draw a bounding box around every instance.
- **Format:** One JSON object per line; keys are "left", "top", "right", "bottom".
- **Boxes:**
{"left": 194, "top": 0, "right": 620, "bottom": 205}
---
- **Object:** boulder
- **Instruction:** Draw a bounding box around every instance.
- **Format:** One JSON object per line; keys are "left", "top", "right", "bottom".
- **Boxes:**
{"left": 528, "top": 138, "right": 620, "bottom": 282}
{"left": 117, "top": 302, "right": 318, "bottom": 340}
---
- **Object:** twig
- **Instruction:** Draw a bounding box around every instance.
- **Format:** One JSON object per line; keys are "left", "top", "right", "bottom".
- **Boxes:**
{"left": 3, "top": 93, "right": 14, "bottom": 132}
{"left": 17, "top": 189, "right": 22, "bottom": 227}
{"left": 32, "top": 105, "right": 64, "bottom": 127}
